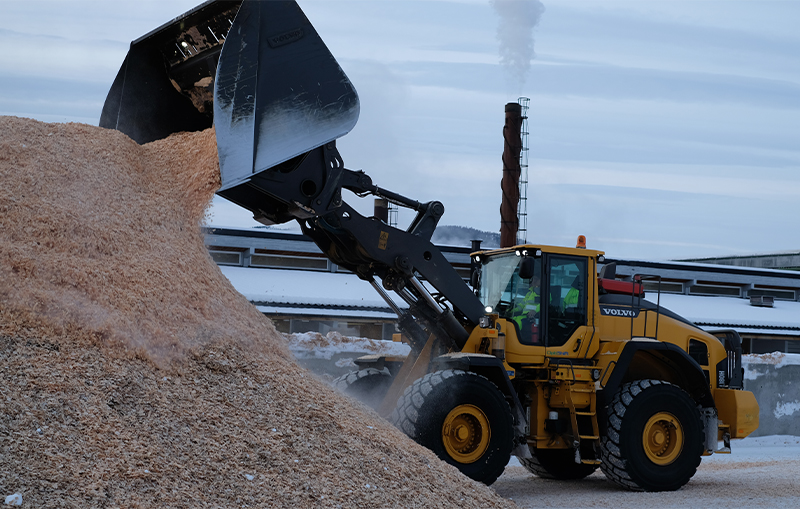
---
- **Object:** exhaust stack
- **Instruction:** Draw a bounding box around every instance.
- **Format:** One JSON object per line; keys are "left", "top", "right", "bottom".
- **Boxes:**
{"left": 500, "top": 102, "right": 522, "bottom": 248}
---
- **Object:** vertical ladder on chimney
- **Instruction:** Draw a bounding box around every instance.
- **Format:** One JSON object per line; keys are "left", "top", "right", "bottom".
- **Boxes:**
{"left": 517, "top": 97, "right": 530, "bottom": 245}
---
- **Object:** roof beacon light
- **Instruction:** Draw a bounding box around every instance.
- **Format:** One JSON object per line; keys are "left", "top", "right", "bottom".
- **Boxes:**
{"left": 577, "top": 235, "right": 587, "bottom": 249}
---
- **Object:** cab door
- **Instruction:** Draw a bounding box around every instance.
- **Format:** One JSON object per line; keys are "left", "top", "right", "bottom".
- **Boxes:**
{"left": 543, "top": 255, "right": 589, "bottom": 349}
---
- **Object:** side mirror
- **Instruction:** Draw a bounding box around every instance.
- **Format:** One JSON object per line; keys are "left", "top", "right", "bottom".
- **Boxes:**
{"left": 518, "top": 257, "right": 535, "bottom": 280}
{"left": 470, "top": 269, "right": 480, "bottom": 289}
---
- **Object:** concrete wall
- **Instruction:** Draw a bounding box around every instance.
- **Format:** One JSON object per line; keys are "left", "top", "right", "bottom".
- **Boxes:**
{"left": 743, "top": 353, "right": 800, "bottom": 436}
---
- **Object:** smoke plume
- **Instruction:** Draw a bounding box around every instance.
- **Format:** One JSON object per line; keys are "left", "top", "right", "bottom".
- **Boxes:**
{"left": 491, "top": 0, "right": 545, "bottom": 89}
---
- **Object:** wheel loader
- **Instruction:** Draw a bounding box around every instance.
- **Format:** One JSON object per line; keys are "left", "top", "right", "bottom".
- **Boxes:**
{"left": 101, "top": 0, "right": 759, "bottom": 492}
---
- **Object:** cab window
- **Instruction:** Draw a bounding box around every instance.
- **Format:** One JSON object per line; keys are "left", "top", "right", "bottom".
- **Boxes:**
{"left": 479, "top": 254, "right": 543, "bottom": 345}
{"left": 546, "top": 256, "right": 587, "bottom": 347}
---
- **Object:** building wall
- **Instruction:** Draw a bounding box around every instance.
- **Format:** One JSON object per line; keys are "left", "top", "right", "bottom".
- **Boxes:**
{"left": 205, "top": 228, "right": 800, "bottom": 350}
{"left": 271, "top": 315, "right": 396, "bottom": 340}
{"left": 743, "top": 354, "right": 800, "bottom": 436}
{"left": 682, "top": 253, "right": 800, "bottom": 271}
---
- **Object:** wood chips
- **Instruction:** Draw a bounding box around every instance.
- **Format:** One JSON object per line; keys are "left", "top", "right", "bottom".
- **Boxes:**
{"left": 0, "top": 116, "right": 514, "bottom": 508}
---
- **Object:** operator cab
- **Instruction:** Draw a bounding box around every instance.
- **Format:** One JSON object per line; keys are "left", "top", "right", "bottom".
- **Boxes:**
{"left": 477, "top": 249, "right": 589, "bottom": 349}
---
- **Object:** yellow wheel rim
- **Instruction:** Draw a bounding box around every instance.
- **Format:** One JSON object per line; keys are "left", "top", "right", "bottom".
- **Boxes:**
{"left": 441, "top": 404, "right": 491, "bottom": 464}
{"left": 643, "top": 412, "right": 684, "bottom": 465}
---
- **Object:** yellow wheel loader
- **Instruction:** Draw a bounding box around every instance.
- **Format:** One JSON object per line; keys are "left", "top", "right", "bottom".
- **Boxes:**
{"left": 102, "top": 0, "right": 759, "bottom": 491}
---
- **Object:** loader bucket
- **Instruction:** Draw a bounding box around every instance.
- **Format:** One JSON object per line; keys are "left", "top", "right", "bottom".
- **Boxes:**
{"left": 100, "top": 0, "right": 359, "bottom": 192}
{"left": 100, "top": 0, "right": 241, "bottom": 144}
{"left": 213, "top": 0, "right": 359, "bottom": 192}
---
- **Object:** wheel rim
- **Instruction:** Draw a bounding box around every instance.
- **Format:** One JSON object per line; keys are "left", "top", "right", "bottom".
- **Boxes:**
{"left": 642, "top": 412, "right": 684, "bottom": 465}
{"left": 441, "top": 404, "right": 491, "bottom": 464}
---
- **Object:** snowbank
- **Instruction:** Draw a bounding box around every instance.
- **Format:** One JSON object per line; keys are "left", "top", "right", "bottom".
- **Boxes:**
{"left": 283, "top": 331, "right": 410, "bottom": 379}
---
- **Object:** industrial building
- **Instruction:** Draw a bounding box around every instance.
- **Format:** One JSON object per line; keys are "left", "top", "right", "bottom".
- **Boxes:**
{"left": 681, "top": 252, "right": 800, "bottom": 271}
{"left": 205, "top": 226, "right": 800, "bottom": 354}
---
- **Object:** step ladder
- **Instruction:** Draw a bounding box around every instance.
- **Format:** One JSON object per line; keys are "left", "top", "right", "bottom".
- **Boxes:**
{"left": 564, "top": 382, "right": 601, "bottom": 465}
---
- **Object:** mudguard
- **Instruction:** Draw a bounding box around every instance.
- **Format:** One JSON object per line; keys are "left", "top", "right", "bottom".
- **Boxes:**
{"left": 598, "top": 340, "right": 715, "bottom": 412}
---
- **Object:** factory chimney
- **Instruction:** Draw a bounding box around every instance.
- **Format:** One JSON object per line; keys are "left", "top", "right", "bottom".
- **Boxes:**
{"left": 500, "top": 102, "right": 522, "bottom": 248}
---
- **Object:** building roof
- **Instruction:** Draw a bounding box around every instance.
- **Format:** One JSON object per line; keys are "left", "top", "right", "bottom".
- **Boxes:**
{"left": 219, "top": 265, "right": 800, "bottom": 336}
{"left": 209, "top": 228, "right": 800, "bottom": 337}
{"left": 651, "top": 293, "right": 800, "bottom": 335}
{"left": 219, "top": 265, "right": 396, "bottom": 312}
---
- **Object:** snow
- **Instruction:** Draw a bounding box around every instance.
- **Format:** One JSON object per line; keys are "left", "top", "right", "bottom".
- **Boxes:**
{"left": 741, "top": 353, "right": 800, "bottom": 381}
{"left": 506, "top": 435, "right": 800, "bottom": 468}
{"left": 624, "top": 258, "right": 800, "bottom": 276}
{"left": 219, "top": 265, "right": 398, "bottom": 309}
{"left": 652, "top": 293, "right": 800, "bottom": 331}
{"left": 254, "top": 305, "right": 397, "bottom": 320}
{"left": 701, "top": 435, "right": 800, "bottom": 462}
{"left": 284, "top": 332, "right": 410, "bottom": 360}
{"left": 222, "top": 264, "right": 800, "bottom": 334}
{"left": 742, "top": 352, "right": 800, "bottom": 368}
{"left": 774, "top": 401, "right": 800, "bottom": 419}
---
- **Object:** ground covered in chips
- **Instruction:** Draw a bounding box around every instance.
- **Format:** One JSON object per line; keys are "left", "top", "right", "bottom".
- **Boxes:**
{"left": 0, "top": 116, "right": 515, "bottom": 508}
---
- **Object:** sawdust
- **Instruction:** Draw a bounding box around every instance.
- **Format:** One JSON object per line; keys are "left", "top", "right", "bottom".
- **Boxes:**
{"left": 0, "top": 116, "right": 515, "bottom": 508}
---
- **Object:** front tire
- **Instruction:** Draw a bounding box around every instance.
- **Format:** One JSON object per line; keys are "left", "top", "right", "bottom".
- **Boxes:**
{"left": 332, "top": 368, "right": 393, "bottom": 409}
{"left": 391, "top": 370, "right": 514, "bottom": 485}
{"left": 600, "top": 379, "right": 703, "bottom": 491}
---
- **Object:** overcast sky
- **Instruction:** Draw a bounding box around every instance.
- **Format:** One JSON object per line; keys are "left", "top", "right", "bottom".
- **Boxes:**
{"left": 2, "top": 0, "right": 798, "bottom": 260}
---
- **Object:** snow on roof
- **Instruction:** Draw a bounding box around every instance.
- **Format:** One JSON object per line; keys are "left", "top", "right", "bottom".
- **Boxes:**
{"left": 255, "top": 305, "right": 398, "bottom": 320}
{"left": 651, "top": 293, "right": 800, "bottom": 332}
{"left": 220, "top": 265, "right": 397, "bottom": 310}
{"left": 617, "top": 258, "right": 800, "bottom": 277}
{"left": 702, "top": 326, "right": 800, "bottom": 337}
{"left": 220, "top": 265, "right": 800, "bottom": 332}
{"left": 685, "top": 249, "right": 800, "bottom": 260}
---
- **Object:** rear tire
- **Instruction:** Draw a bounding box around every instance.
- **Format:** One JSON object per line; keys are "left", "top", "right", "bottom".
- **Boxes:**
{"left": 600, "top": 379, "right": 703, "bottom": 491}
{"left": 332, "top": 368, "right": 393, "bottom": 409}
{"left": 520, "top": 448, "right": 598, "bottom": 480}
{"left": 391, "top": 370, "right": 514, "bottom": 485}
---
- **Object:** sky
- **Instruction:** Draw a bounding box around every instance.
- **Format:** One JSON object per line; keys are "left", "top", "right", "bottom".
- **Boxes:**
{"left": 1, "top": 0, "right": 799, "bottom": 260}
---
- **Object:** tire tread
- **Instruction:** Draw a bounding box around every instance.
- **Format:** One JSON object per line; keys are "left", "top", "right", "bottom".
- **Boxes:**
{"left": 599, "top": 379, "right": 703, "bottom": 491}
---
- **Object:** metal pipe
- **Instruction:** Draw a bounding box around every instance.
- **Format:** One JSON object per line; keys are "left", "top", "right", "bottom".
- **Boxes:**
{"left": 369, "top": 278, "right": 403, "bottom": 317}
{"left": 396, "top": 286, "right": 419, "bottom": 307}
{"left": 408, "top": 276, "right": 444, "bottom": 314}
{"left": 372, "top": 184, "right": 424, "bottom": 212}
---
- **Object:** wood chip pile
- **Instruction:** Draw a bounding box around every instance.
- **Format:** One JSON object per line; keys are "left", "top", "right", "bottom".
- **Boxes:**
{"left": 0, "top": 117, "right": 515, "bottom": 508}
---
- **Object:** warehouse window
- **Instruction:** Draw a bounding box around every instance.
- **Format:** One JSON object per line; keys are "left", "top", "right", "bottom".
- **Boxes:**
{"left": 208, "top": 250, "right": 242, "bottom": 266}
{"left": 250, "top": 254, "right": 329, "bottom": 271}
{"left": 642, "top": 281, "right": 683, "bottom": 294}
{"left": 689, "top": 284, "right": 741, "bottom": 297}
{"left": 749, "top": 288, "right": 797, "bottom": 301}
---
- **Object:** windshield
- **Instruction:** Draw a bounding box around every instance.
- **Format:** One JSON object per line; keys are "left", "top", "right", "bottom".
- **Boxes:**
{"left": 479, "top": 253, "right": 542, "bottom": 321}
